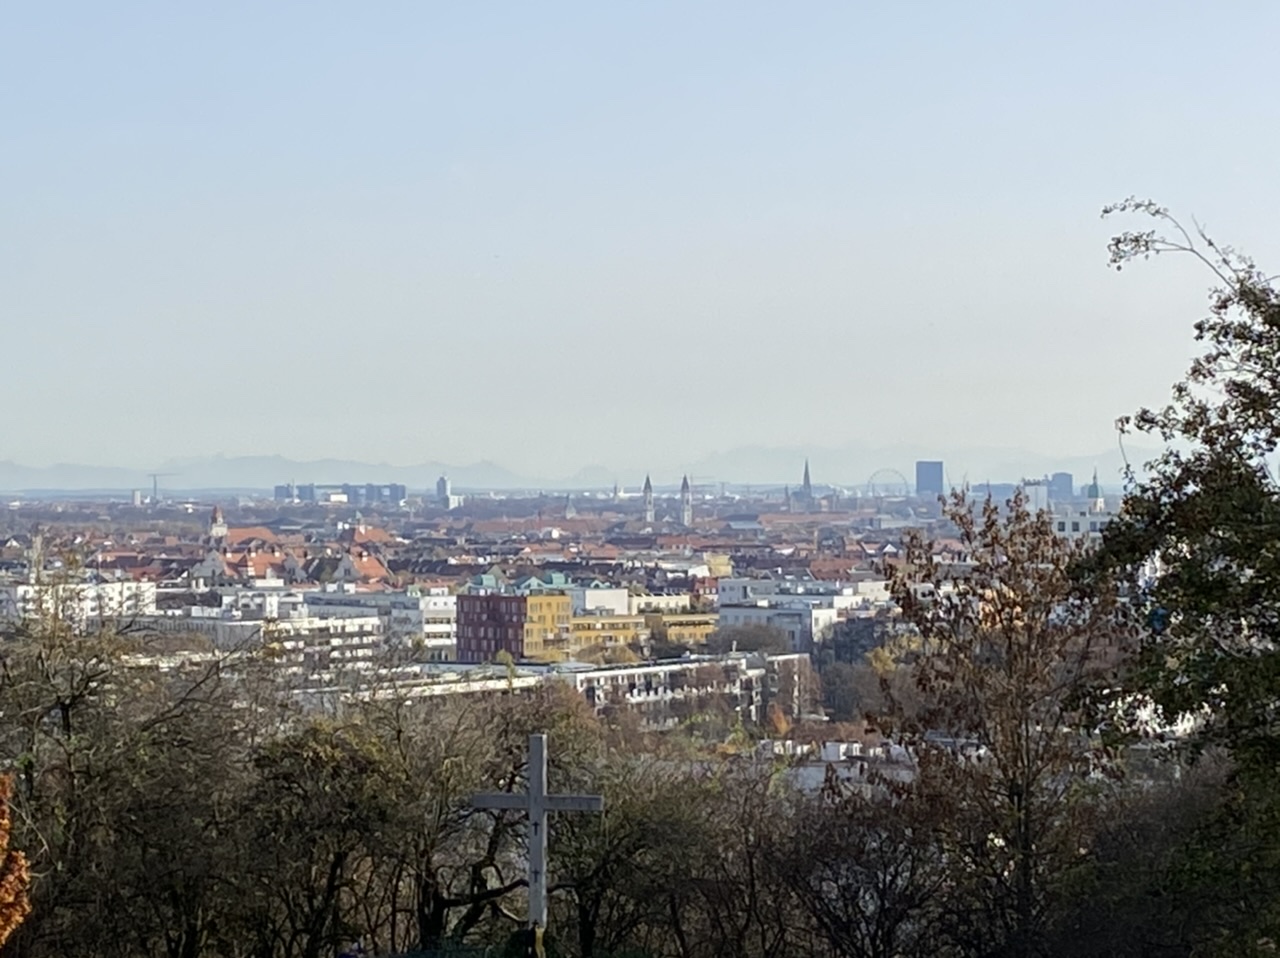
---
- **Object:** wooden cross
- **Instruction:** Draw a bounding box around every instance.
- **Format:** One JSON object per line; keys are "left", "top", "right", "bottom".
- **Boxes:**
{"left": 471, "top": 733, "right": 604, "bottom": 932}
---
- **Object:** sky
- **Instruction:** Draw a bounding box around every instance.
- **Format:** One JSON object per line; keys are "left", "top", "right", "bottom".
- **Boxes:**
{"left": 3, "top": 1, "right": 1280, "bottom": 480}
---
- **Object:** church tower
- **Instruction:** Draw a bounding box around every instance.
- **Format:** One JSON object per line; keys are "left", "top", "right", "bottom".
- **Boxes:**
{"left": 643, "top": 474, "right": 654, "bottom": 524}
{"left": 209, "top": 505, "right": 228, "bottom": 544}
{"left": 680, "top": 475, "right": 693, "bottom": 527}
{"left": 1087, "top": 468, "right": 1105, "bottom": 513}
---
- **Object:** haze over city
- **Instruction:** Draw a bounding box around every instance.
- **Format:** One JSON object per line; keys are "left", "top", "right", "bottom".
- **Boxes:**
{"left": 5, "top": 2, "right": 1280, "bottom": 479}
{"left": 10, "top": 4, "right": 1280, "bottom": 957}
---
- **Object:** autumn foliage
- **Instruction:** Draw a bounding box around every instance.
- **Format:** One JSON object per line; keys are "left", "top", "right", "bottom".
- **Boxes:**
{"left": 0, "top": 775, "right": 30, "bottom": 949}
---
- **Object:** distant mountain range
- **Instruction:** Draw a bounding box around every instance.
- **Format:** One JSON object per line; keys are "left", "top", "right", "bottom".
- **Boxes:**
{"left": 0, "top": 442, "right": 1157, "bottom": 494}
{"left": 0, "top": 456, "right": 521, "bottom": 494}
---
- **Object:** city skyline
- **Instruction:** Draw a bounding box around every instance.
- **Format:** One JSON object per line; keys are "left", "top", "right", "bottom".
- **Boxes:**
{"left": 0, "top": 439, "right": 1143, "bottom": 493}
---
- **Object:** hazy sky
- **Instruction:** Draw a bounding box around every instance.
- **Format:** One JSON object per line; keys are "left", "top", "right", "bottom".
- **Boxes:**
{"left": 4, "top": 2, "right": 1279, "bottom": 478}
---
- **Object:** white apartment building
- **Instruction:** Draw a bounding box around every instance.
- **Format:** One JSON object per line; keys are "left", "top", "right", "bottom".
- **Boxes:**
{"left": 198, "top": 582, "right": 456, "bottom": 659}
{"left": 534, "top": 657, "right": 765, "bottom": 728}
{"left": 1052, "top": 510, "right": 1115, "bottom": 543}
{"left": 716, "top": 601, "right": 839, "bottom": 652}
{"left": 301, "top": 584, "right": 456, "bottom": 660}
{"left": 134, "top": 611, "right": 385, "bottom": 675}
{"left": 567, "top": 586, "right": 630, "bottom": 616}
{"left": 716, "top": 577, "right": 862, "bottom": 612}
{"left": 0, "top": 580, "right": 157, "bottom": 629}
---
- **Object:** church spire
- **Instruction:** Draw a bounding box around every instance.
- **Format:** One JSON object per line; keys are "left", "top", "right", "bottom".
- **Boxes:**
{"left": 1087, "top": 468, "right": 1104, "bottom": 512}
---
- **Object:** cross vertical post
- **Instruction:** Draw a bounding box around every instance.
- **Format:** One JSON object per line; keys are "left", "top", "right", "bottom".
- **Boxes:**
{"left": 527, "top": 732, "right": 548, "bottom": 929}
{"left": 470, "top": 732, "right": 604, "bottom": 937}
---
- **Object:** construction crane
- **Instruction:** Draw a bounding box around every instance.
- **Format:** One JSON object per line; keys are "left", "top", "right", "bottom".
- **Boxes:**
{"left": 689, "top": 474, "right": 716, "bottom": 496}
{"left": 147, "top": 472, "right": 177, "bottom": 503}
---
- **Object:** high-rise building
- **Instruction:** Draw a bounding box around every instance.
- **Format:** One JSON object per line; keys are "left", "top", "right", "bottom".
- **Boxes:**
{"left": 1048, "top": 472, "right": 1074, "bottom": 502}
{"left": 915, "top": 460, "right": 945, "bottom": 498}
{"left": 1023, "top": 478, "right": 1050, "bottom": 513}
{"left": 436, "top": 474, "right": 451, "bottom": 507}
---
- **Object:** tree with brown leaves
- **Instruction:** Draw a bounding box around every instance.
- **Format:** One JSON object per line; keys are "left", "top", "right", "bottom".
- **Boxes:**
{"left": 889, "top": 490, "right": 1136, "bottom": 958}
{"left": 0, "top": 775, "right": 31, "bottom": 950}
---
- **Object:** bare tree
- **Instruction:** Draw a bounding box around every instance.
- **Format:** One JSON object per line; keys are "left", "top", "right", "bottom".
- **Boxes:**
{"left": 888, "top": 490, "right": 1135, "bottom": 958}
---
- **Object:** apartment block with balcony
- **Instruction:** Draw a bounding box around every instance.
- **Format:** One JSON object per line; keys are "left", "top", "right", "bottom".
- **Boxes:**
{"left": 566, "top": 610, "right": 648, "bottom": 658}
{"left": 645, "top": 610, "right": 719, "bottom": 647}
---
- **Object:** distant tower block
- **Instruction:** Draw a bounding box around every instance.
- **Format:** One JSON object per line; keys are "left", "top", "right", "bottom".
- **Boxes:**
{"left": 643, "top": 474, "right": 654, "bottom": 524}
{"left": 680, "top": 475, "right": 693, "bottom": 527}
{"left": 436, "top": 474, "right": 451, "bottom": 507}
{"left": 915, "top": 460, "right": 945, "bottom": 499}
{"left": 1049, "top": 471, "right": 1074, "bottom": 502}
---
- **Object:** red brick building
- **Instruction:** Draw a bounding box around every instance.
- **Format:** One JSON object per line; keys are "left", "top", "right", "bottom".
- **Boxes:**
{"left": 456, "top": 593, "right": 527, "bottom": 663}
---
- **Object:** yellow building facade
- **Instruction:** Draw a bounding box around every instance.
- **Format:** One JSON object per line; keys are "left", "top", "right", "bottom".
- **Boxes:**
{"left": 645, "top": 611, "right": 719, "bottom": 647}
{"left": 522, "top": 593, "right": 572, "bottom": 661}
{"left": 567, "top": 612, "right": 648, "bottom": 658}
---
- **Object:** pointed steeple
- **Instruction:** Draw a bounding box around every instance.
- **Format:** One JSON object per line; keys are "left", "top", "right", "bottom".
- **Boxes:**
{"left": 680, "top": 475, "right": 690, "bottom": 495}
{"left": 680, "top": 475, "right": 693, "bottom": 527}
{"left": 643, "top": 474, "right": 655, "bottom": 524}
{"left": 209, "top": 505, "right": 228, "bottom": 542}
{"left": 1087, "top": 468, "right": 1104, "bottom": 512}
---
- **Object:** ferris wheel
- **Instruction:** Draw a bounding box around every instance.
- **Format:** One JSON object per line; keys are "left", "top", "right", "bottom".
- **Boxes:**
{"left": 864, "top": 468, "right": 911, "bottom": 498}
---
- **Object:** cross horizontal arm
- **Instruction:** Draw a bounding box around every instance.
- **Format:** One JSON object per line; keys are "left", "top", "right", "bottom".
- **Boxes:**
{"left": 471, "top": 792, "right": 528, "bottom": 811}
{"left": 546, "top": 795, "right": 605, "bottom": 813}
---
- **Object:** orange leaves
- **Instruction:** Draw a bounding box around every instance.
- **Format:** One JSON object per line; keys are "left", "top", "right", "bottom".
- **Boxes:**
{"left": 0, "top": 774, "right": 31, "bottom": 949}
